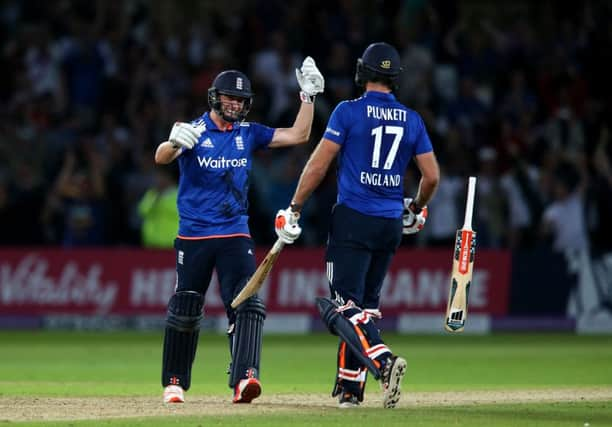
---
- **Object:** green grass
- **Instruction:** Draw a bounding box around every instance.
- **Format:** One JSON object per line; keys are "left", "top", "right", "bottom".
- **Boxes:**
{"left": 1, "top": 331, "right": 611, "bottom": 426}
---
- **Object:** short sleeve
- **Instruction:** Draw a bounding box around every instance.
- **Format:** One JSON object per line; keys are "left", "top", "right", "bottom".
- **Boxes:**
{"left": 413, "top": 114, "right": 434, "bottom": 155}
{"left": 323, "top": 102, "right": 350, "bottom": 145}
{"left": 249, "top": 122, "right": 275, "bottom": 149}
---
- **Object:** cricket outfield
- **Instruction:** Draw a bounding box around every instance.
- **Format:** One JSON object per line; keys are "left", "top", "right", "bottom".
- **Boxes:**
{"left": 0, "top": 332, "right": 610, "bottom": 426}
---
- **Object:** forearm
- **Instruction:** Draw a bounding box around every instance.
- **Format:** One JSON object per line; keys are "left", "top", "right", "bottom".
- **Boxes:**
{"left": 290, "top": 139, "right": 338, "bottom": 211}
{"left": 268, "top": 101, "right": 315, "bottom": 148}
{"left": 290, "top": 101, "right": 315, "bottom": 143}
{"left": 290, "top": 161, "right": 326, "bottom": 212}
{"left": 411, "top": 151, "right": 440, "bottom": 208}
{"left": 155, "top": 141, "right": 180, "bottom": 164}
{"left": 413, "top": 175, "right": 439, "bottom": 208}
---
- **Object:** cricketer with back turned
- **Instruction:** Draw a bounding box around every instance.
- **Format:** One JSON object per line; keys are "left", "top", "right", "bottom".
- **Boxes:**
{"left": 274, "top": 42, "right": 440, "bottom": 408}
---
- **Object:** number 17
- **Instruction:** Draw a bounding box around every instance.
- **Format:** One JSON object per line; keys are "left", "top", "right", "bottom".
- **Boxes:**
{"left": 371, "top": 125, "right": 403, "bottom": 170}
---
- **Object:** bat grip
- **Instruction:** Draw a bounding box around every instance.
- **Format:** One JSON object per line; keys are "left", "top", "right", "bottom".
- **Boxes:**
{"left": 463, "top": 176, "right": 477, "bottom": 230}
{"left": 271, "top": 238, "right": 285, "bottom": 254}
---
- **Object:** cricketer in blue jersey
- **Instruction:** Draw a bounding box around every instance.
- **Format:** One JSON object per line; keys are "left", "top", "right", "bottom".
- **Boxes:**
{"left": 275, "top": 42, "right": 440, "bottom": 408}
{"left": 154, "top": 58, "right": 324, "bottom": 405}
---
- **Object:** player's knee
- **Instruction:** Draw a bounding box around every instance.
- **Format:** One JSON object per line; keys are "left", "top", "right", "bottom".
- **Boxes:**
{"left": 317, "top": 298, "right": 374, "bottom": 332}
{"left": 316, "top": 297, "right": 341, "bottom": 335}
{"left": 235, "top": 296, "right": 266, "bottom": 318}
{"left": 167, "top": 291, "right": 204, "bottom": 332}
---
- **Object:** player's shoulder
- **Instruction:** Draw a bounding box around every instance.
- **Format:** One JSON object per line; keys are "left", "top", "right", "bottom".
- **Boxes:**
{"left": 394, "top": 102, "right": 424, "bottom": 123}
{"left": 189, "top": 115, "right": 207, "bottom": 129}
{"left": 345, "top": 94, "right": 367, "bottom": 105}
{"left": 333, "top": 96, "right": 366, "bottom": 114}
{"left": 239, "top": 120, "right": 270, "bottom": 129}
{"left": 389, "top": 98, "right": 416, "bottom": 113}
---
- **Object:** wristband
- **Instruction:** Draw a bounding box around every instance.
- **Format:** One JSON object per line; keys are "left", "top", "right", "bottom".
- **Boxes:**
{"left": 299, "top": 91, "right": 314, "bottom": 104}
{"left": 409, "top": 200, "right": 422, "bottom": 215}
{"left": 290, "top": 202, "right": 303, "bottom": 213}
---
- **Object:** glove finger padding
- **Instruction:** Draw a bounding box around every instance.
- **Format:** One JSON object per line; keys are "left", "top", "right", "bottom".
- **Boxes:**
{"left": 296, "top": 56, "right": 324, "bottom": 98}
{"left": 300, "top": 56, "right": 316, "bottom": 72}
{"left": 172, "top": 122, "right": 201, "bottom": 140}
{"left": 192, "top": 122, "right": 206, "bottom": 135}
{"left": 169, "top": 122, "right": 202, "bottom": 149}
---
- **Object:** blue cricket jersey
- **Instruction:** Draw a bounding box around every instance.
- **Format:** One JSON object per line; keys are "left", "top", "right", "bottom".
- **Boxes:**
{"left": 323, "top": 91, "right": 433, "bottom": 218}
{"left": 175, "top": 112, "right": 274, "bottom": 238}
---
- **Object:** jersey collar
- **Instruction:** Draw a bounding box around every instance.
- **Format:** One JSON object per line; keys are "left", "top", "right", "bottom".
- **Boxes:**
{"left": 364, "top": 91, "right": 396, "bottom": 101}
{"left": 203, "top": 112, "right": 234, "bottom": 132}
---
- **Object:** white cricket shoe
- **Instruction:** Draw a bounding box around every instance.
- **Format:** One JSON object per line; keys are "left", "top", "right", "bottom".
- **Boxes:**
{"left": 163, "top": 385, "right": 185, "bottom": 403}
{"left": 233, "top": 377, "right": 262, "bottom": 403}
{"left": 338, "top": 392, "right": 360, "bottom": 408}
{"left": 380, "top": 355, "right": 407, "bottom": 408}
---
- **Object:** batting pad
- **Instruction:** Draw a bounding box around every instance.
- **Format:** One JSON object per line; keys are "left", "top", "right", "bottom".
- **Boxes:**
{"left": 229, "top": 297, "right": 266, "bottom": 387}
{"left": 162, "top": 291, "right": 204, "bottom": 391}
{"left": 315, "top": 297, "right": 381, "bottom": 379}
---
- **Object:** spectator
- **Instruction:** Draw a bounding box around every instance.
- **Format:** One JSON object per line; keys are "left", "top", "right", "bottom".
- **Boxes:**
{"left": 0, "top": 0, "right": 609, "bottom": 252}
{"left": 588, "top": 127, "right": 612, "bottom": 253}
{"left": 137, "top": 166, "right": 179, "bottom": 248}
{"left": 541, "top": 161, "right": 588, "bottom": 253}
{"left": 42, "top": 143, "right": 108, "bottom": 247}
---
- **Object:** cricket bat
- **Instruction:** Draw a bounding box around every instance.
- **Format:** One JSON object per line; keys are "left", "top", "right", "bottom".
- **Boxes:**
{"left": 444, "top": 176, "right": 477, "bottom": 333}
{"left": 231, "top": 238, "right": 285, "bottom": 308}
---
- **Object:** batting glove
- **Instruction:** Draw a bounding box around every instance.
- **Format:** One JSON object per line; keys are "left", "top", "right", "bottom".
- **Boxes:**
{"left": 402, "top": 198, "right": 428, "bottom": 235}
{"left": 275, "top": 207, "right": 302, "bottom": 244}
{"left": 296, "top": 56, "right": 324, "bottom": 103}
{"left": 169, "top": 122, "right": 202, "bottom": 150}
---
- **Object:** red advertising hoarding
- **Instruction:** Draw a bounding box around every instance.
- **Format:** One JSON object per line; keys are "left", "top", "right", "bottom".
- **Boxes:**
{"left": 0, "top": 248, "right": 511, "bottom": 316}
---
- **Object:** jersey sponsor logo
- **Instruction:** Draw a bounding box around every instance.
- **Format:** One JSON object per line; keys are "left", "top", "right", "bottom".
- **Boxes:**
{"left": 366, "top": 105, "right": 407, "bottom": 122}
{"left": 235, "top": 136, "right": 244, "bottom": 150}
{"left": 202, "top": 138, "right": 214, "bottom": 148}
{"left": 360, "top": 171, "right": 401, "bottom": 187}
{"left": 325, "top": 127, "right": 340, "bottom": 136}
{"left": 197, "top": 156, "right": 248, "bottom": 169}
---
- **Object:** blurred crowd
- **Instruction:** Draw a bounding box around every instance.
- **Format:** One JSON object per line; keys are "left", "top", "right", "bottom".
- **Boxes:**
{"left": 0, "top": 0, "right": 611, "bottom": 253}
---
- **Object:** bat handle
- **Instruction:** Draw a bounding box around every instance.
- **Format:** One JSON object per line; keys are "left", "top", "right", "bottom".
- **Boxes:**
{"left": 463, "top": 176, "right": 477, "bottom": 230}
{"left": 271, "top": 238, "right": 285, "bottom": 254}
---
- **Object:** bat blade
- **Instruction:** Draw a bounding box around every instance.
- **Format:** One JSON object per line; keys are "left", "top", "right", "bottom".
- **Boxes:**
{"left": 230, "top": 239, "right": 285, "bottom": 309}
{"left": 444, "top": 229, "right": 476, "bottom": 332}
{"left": 445, "top": 176, "right": 477, "bottom": 333}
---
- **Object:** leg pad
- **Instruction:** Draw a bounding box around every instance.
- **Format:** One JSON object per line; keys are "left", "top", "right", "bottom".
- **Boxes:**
{"left": 162, "top": 291, "right": 204, "bottom": 390}
{"left": 228, "top": 297, "right": 266, "bottom": 388}
{"left": 316, "top": 297, "right": 381, "bottom": 379}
